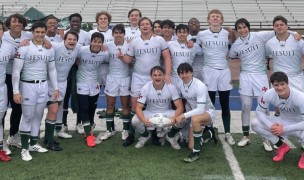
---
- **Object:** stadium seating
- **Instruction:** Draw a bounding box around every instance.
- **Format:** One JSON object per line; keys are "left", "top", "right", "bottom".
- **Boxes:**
{"left": 1, "top": 0, "right": 304, "bottom": 29}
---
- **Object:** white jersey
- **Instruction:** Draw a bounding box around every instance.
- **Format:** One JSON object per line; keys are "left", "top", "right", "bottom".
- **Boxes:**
{"left": 258, "top": 87, "right": 304, "bottom": 123}
{"left": 51, "top": 43, "right": 81, "bottom": 83}
{"left": 127, "top": 35, "right": 168, "bottom": 75}
{"left": 105, "top": 41, "right": 130, "bottom": 78}
{"left": 77, "top": 45, "right": 109, "bottom": 84}
{"left": 15, "top": 41, "right": 55, "bottom": 80}
{"left": 45, "top": 34, "right": 63, "bottom": 43}
{"left": 176, "top": 77, "right": 215, "bottom": 118}
{"left": 125, "top": 26, "right": 141, "bottom": 42}
{"left": 196, "top": 28, "right": 230, "bottom": 69}
{"left": 64, "top": 29, "right": 87, "bottom": 46}
{"left": 137, "top": 81, "right": 180, "bottom": 113}
{"left": 0, "top": 45, "right": 11, "bottom": 86}
{"left": 265, "top": 35, "right": 304, "bottom": 76}
{"left": 187, "top": 34, "right": 204, "bottom": 76}
{"left": 85, "top": 28, "right": 114, "bottom": 45}
{"left": 2, "top": 31, "right": 32, "bottom": 74}
{"left": 168, "top": 41, "right": 203, "bottom": 77}
{"left": 229, "top": 31, "right": 275, "bottom": 74}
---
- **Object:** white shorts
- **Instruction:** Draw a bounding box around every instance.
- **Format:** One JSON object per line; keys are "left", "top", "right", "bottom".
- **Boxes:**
{"left": 104, "top": 75, "right": 130, "bottom": 97}
{"left": 202, "top": 66, "right": 232, "bottom": 91}
{"left": 239, "top": 73, "right": 269, "bottom": 97}
{"left": 288, "top": 73, "right": 304, "bottom": 92}
{"left": 77, "top": 82, "right": 100, "bottom": 96}
{"left": 189, "top": 109, "right": 216, "bottom": 127}
{"left": 48, "top": 81, "right": 67, "bottom": 102}
{"left": 0, "top": 84, "right": 8, "bottom": 112}
{"left": 98, "top": 63, "right": 109, "bottom": 86}
{"left": 20, "top": 81, "right": 48, "bottom": 105}
{"left": 131, "top": 72, "right": 151, "bottom": 97}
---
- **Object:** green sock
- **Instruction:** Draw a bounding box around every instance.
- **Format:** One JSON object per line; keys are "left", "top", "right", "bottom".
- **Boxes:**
{"left": 0, "top": 142, "right": 3, "bottom": 150}
{"left": 141, "top": 129, "right": 149, "bottom": 137}
{"left": 30, "top": 136, "right": 38, "bottom": 146}
{"left": 193, "top": 130, "right": 202, "bottom": 152}
{"left": 83, "top": 123, "right": 91, "bottom": 137}
{"left": 168, "top": 126, "right": 181, "bottom": 138}
{"left": 106, "top": 113, "right": 114, "bottom": 132}
{"left": 222, "top": 114, "right": 231, "bottom": 133}
{"left": 55, "top": 123, "right": 62, "bottom": 132}
{"left": 129, "top": 111, "right": 135, "bottom": 135}
{"left": 242, "top": 126, "right": 250, "bottom": 136}
{"left": 46, "top": 119, "right": 55, "bottom": 144}
{"left": 121, "top": 114, "right": 130, "bottom": 130}
{"left": 44, "top": 121, "right": 49, "bottom": 141}
{"left": 275, "top": 139, "right": 283, "bottom": 147}
{"left": 202, "top": 130, "right": 212, "bottom": 140}
{"left": 20, "top": 131, "right": 30, "bottom": 149}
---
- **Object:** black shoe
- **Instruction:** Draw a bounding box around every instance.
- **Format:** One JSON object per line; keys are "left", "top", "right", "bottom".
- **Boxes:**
{"left": 123, "top": 134, "right": 135, "bottom": 146}
{"left": 47, "top": 142, "right": 63, "bottom": 151}
{"left": 151, "top": 136, "right": 161, "bottom": 146}
{"left": 43, "top": 138, "right": 60, "bottom": 145}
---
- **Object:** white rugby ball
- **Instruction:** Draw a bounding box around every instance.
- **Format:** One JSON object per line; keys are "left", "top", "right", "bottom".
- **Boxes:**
{"left": 149, "top": 113, "right": 171, "bottom": 128}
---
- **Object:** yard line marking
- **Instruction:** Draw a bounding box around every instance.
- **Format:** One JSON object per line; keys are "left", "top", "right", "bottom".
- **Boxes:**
{"left": 219, "top": 134, "right": 245, "bottom": 180}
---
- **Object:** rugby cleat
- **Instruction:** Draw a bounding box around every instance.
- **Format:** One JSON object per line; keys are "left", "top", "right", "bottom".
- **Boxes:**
{"left": 166, "top": 134, "right": 181, "bottom": 150}
{"left": 237, "top": 137, "right": 250, "bottom": 147}
{"left": 225, "top": 133, "right": 235, "bottom": 145}
{"left": 0, "top": 149, "right": 11, "bottom": 162}
{"left": 298, "top": 153, "right": 304, "bottom": 169}
{"left": 86, "top": 134, "right": 96, "bottom": 147}
{"left": 29, "top": 143, "right": 48, "bottom": 153}
{"left": 184, "top": 151, "right": 200, "bottom": 163}
{"left": 262, "top": 139, "right": 273, "bottom": 152}
{"left": 273, "top": 143, "right": 290, "bottom": 162}
{"left": 135, "top": 134, "right": 151, "bottom": 148}
{"left": 21, "top": 149, "right": 32, "bottom": 161}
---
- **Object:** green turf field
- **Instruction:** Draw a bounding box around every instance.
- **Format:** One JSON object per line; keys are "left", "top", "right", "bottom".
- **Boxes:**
{"left": 1, "top": 132, "right": 304, "bottom": 179}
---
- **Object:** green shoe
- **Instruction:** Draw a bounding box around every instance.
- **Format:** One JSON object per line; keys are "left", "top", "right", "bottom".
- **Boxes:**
{"left": 184, "top": 152, "right": 200, "bottom": 163}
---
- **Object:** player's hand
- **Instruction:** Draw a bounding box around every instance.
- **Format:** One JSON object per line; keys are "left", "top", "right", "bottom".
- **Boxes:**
{"left": 76, "top": 58, "right": 80, "bottom": 66}
{"left": 186, "top": 40, "right": 194, "bottom": 48}
{"left": 294, "top": 32, "right": 302, "bottom": 41}
{"left": 43, "top": 40, "right": 52, "bottom": 49}
{"left": 169, "top": 117, "right": 176, "bottom": 125}
{"left": 270, "top": 123, "right": 284, "bottom": 136}
{"left": 175, "top": 114, "right": 185, "bottom": 125}
{"left": 117, "top": 48, "right": 124, "bottom": 60}
{"left": 53, "top": 89, "right": 59, "bottom": 101}
{"left": 164, "top": 75, "right": 171, "bottom": 84}
{"left": 19, "top": 39, "right": 30, "bottom": 47}
{"left": 13, "top": 93, "right": 22, "bottom": 104}
{"left": 57, "top": 28, "right": 65, "bottom": 39}
{"left": 143, "top": 118, "right": 152, "bottom": 127}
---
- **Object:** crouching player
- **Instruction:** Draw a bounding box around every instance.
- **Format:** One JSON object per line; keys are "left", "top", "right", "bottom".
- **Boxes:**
{"left": 167, "top": 63, "right": 216, "bottom": 163}
{"left": 132, "top": 66, "right": 183, "bottom": 148}
{"left": 252, "top": 71, "right": 304, "bottom": 169}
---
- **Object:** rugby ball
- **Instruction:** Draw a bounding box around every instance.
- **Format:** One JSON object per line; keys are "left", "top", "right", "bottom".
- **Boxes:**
{"left": 149, "top": 113, "right": 171, "bottom": 128}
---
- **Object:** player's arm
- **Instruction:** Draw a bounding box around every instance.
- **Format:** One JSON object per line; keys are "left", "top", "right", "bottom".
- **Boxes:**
{"left": 162, "top": 48, "right": 172, "bottom": 84}
{"left": 256, "top": 96, "right": 273, "bottom": 128}
{"left": 223, "top": 27, "right": 236, "bottom": 44}
{"left": 171, "top": 98, "right": 184, "bottom": 124}
{"left": 12, "top": 58, "right": 24, "bottom": 104}
{"left": 135, "top": 102, "right": 151, "bottom": 127}
{"left": 48, "top": 60, "right": 59, "bottom": 101}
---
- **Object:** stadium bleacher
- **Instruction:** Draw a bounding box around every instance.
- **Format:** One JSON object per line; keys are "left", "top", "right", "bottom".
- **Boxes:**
{"left": 1, "top": 0, "right": 304, "bottom": 29}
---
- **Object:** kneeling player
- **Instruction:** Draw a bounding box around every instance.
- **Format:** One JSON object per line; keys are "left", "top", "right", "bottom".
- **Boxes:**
{"left": 169, "top": 63, "right": 216, "bottom": 162}
{"left": 252, "top": 71, "right": 304, "bottom": 169}
{"left": 132, "top": 66, "right": 183, "bottom": 148}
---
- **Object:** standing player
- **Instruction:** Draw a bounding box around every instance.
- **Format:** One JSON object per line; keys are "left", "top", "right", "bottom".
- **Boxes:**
{"left": 132, "top": 66, "right": 183, "bottom": 148}
{"left": 77, "top": 32, "right": 109, "bottom": 147}
{"left": 153, "top": 20, "right": 162, "bottom": 36}
{"left": 161, "top": 20, "right": 176, "bottom": 42}
{"left": 171, "top": 63, "right": 216, "bottom": 162}
{"left": 196, "top": 9, "right": 235, "bottom": 145}
{"left": 62, "top": 13, "right": 88, "bottom": 135}
{"left": 169, "top": 24, "right": 202, "bottom": 86}
{"left": 121, "top": 17, "right": 172, "bottom": 146}
{"left": 45, "top": 16, "right": 63, "bottom": 43}
{"left": 265, "top": 15, "right": 304, "bottom": 92}
{"left": 44, "top": 31, "right": 80, "bottom": 151}
{"left": 125, "top": 9, "right": 142, "bottom": 42}
{"left": 2, "top": 14, "right": 31, "bottom": 149}
{"left": 100, "top": 24, "right": 130, "bottom": 141}
{"left": 12, "top": 22, "right": 58, "bottom": 161}
{"left": 252, "top": 72, "right": 304, "bottom": 169}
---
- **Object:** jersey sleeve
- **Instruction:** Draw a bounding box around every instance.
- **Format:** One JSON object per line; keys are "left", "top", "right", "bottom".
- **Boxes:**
{"left": 126, "top": 41, "right": 135, "bottom": 57}
{"left": 196, "top": 32, "right": 203, "bottom": 46}
{"left": 84, "top": 32, "right": 91, "bottom": 46}
{"left": 194, "top": 43, "right": 203, "bottom": 55}
{"left": 168, "top": 84, "right": 180, "bottom": 101}
{"left": 264, "top": 41, "right": 272, "bottom": 59}
{"left": 159, "top": 36, "right": 169, "bottom": 51}
{"left": 184, "top": 82, "right": 207, "bottom": 118}
{"left": 256, "top": 31, "right": 275, "bottom": 42}
{"left": 228, "top": 43, "right": 238, "bottom": 59}
{"left": 137, "top": 84, "right": 148, "bottom": 105}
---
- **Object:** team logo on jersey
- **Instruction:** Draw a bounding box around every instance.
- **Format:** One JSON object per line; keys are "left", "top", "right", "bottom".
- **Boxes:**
{"left": 145, "top": 43, "right": 149, "bottom": 45}
{"left": 181, "top": 46, "right": 185, "bottom": 49}
{"left": 38, "top": 49, "right": 43, "bottom": 52}
{"left": 138, "top": 93, "right": 143, "bottom": 99}
{"left": 24, "top": 98, "right": 29, "bottom": 101}
{"left": 132, "top": 32, "right": 135, "bottom": 34}
{"left": 15, "top": 51, "right": 21, "bottom": 58}
{"left": 96, "top": 85, "right": 100, "bottom": 90}
{"left": 262, "top": 87, "right": 268, "bottom": 92}
{"left": 92, "top": 55, "right": 95, "bottom": 57}
{"left": 260, "top": 97, "right": 265, "bottom": 104}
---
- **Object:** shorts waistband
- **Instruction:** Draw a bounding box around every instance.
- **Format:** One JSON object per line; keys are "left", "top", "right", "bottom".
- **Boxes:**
{"left": 21, "top": 80, "right": 46, "bottom": 83}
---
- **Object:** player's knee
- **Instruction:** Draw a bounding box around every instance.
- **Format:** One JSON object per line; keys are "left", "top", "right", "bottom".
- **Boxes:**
{"left": 251, "top": 117, "right": 261, "bottom": 132}
{"left": 241, "top": 102, "right": 251, "bottom": 113}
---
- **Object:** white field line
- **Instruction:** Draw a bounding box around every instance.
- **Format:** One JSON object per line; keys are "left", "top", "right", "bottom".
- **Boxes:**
{"left": 219, "top": 134, "right": 245, "bottom": 180}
